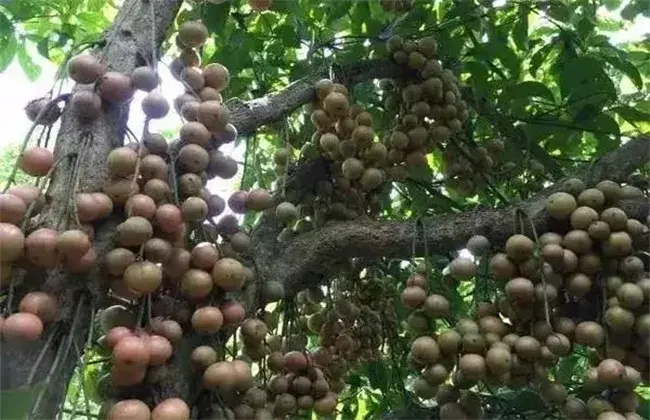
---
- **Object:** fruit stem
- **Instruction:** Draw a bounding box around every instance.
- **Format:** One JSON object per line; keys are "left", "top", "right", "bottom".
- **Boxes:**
{"left": 69, "top": 133, "right": 93, "bottom": 228}
{"left": 518, "top": 208, "right": 552, "bottom": 327}
{"left": 2, "top": 94, "right": 69, "bottom": 194}
{"left": 26, "top": 323, "right": 62, "bottom": 386}
{"left": 31, "top": 295, "right": 86, "bottom": 417}
{"left": 68, "top": 300, "right": 95, "bottom": 419}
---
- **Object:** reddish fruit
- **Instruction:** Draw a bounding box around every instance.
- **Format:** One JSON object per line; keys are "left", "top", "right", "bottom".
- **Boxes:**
{"left": 19, "top": 147, "right": 53, "bottom": 177}
{"left": 191, "top": 306, "right": 223, "bottom": 335}
{"left": 0, "top": 194, "right": 27, "bottom": 224}
{"left": 18, "top": 291, "right": 60, "bottom": 324}
{"left": 67, "top": 54, "right": 107, "bottom": 84}
{"left": 1, "top": 312, "right": 43, "bottom": 341}
{"left": 98, "top": 71, "right": 134, "bottom": 103}
{"left": 112, "top": 335, "right": 150, "bottom": 366}
{"left": 125, "top": 194, "right": 157, "bottom": 220}
{"left": 66, "top": 247, "right": 96, "bottom": 273}
{"left": 284, "top": 351, "right": 308, "bottom": 373}
{"left": 155, "top": 204, "right": 183, "bottom": 234}
{"left": 109, "top": 364, "right": 147, "bottom": 387}
{"left": 106, "top": 326, "right": 134, "bottom": 348}
{"left": 0, "top": 222, "right": 25, "bottom": 262}
{"left": 219, "top": 301, "right": 246, "bottom": 326}
{"left": 145, "top": 335, "right": 173, "bottom": 366}
{"left": 25, "top": 228, "right": 60, "bottom": 268}
{"left": 151, "top": 398, "right": 190, "bottom": 420}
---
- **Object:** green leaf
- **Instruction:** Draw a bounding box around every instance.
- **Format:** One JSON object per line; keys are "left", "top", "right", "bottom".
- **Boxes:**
{"left": 611, "top": 105, "right": 650, "bottom": 124}
{"left": 36, "top": 37, "right": 49, "bottom": 60}
{"left": 203, "top": 2, "right": 230, "bottom": 36}
{"left": 511, "top": 6, "right": 529, "bottom": 51}
{"left": 500, "top": 81, "right": 555, "bottom": 104}
{"left": 0, "top": 34, "right": 17, "bottom": 72}
{"left": 365, "top": 360, "right": 389, "bottom": 390}
{"left": 602, "top": 0, "right": 622, "bottom": 10}
{"left": 558, "top": 56, "right": 616, "bottom": 103}
{"left": 576, "top": 17, "right": 595, "bottom": 40}
{"left": 547, "top": 2, "right": 571, "bottom": 21}
{"left": 17, "top": 41, "right": 41, "bottom": 80}
{"left": 470, "top": 41, "right": 520, "bottom": 79}
{"left": 602, "top": 55, "right": 644, "bottom": 90}
{"left": 529, "top": 42, "right": 554, "bottom": 76}
{"left": 0, "top": 383, "right": 45, "bottom": 419}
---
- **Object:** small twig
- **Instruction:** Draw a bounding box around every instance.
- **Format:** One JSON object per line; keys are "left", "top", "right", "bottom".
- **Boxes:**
{"left": 31, "top": 295, "right": 87, "bottom": 417}
{"left": 26, "top": 323, "right": 62, "bottom": 385}
{"left": 518, "top": 208, "right": 551, "bottom": 326}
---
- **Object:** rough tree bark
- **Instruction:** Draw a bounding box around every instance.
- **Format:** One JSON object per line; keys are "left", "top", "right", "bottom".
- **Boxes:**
{"left": 0, "top": 1, "right": 182, "bottom": 418}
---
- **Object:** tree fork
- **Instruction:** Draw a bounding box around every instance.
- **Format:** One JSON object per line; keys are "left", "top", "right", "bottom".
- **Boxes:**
{"left": 0, "top": 1, "right": 182, "bottom": 418}
{"left": 249, "top": 137, "right": 650, "bottom": 296}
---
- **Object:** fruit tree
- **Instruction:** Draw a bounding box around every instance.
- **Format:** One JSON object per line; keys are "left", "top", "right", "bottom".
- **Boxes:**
{"left": 0, "top": 0, "right": 649, "bottom": 419}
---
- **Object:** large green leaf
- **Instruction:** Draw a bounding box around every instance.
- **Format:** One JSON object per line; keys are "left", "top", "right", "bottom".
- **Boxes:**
{"left": 17, "top": 41, "right": 41, "bottom": 80}
{"left": 611, "top": 105, "right": 650, "bottom": 124}
{"left": 500, "top": 81, "right": 555, "bottom": 104}
{"left": 470, "top": 41, "right": 520, "bottom": 79}
{"left": 203, "top": 1, "right": 230, "bottom": 36}
{"left": 602, "top": 55, "right": 644, "bottom": 90}
{"left": 558, "top": 56, "right": 617, "bottom": 104}
{"left": 511, "top": 6, "right": 529, "bottom": 51}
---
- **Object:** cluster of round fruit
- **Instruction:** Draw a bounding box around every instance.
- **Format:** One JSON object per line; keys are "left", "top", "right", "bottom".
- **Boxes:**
{"left": 394, "top": 178, "right": 649, "bottom": 419}
{"left": 300, "top": 79, "right": 388, "bottom": 219}
{"left": 382, "top": 34, "right": 505, "bottom": 195}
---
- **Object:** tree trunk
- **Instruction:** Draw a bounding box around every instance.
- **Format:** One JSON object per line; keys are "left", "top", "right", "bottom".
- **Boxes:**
{"left": 0, "top": 1, "right": 182, "bottom": 418}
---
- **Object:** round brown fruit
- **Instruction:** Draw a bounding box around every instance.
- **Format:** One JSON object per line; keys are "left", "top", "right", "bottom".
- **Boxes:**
{"left": 181, "top": 197, "right": 208, "bottom": 222}
{"left": 191, "top": 306, "right": 223, "bottom": 334}
{"left": 203, "top": 63, "right": 230, "bottom": 92}
{"left": 107, "top": 399, "right": 150, "bottom": 420}
{"left": 123, "top": 261, "right": 162, "bottom": 293}
{"left": 401, "top": 286, "right": 426, "bottom": 309}
{"left": 18, "top": 292, "right": 59, "bottom": 324}
{"left": 212, "top": 257, "right": 245, "bottom": 291}
{"left": 116, "top": 216, "right": 153, "bottom": 247}
{"left": 178, "top": 20, "right": 208, "bottom": 48}
{"left": 56, "top": 229, "right": 91, "bottom": 260}
{"left": 1, "top": 312, "right": 43, "bottom": 341}
{"left": 19, "top": 147, "right": 53, "bottom": 177}
{"left": 219, "top": 301, "right": 246, "bottom": 326}
{"left": 151, "top": 398, "right": 190, "bottom": 420}
{"left": 458, "top": 354, "right": 486, "bottom": 381}
{"left": 98, "top": 71, "right": 134, "bottom": 103}
{"left": 203, "top": 361, "right": 235, "bottom": 389}
{"left": 505, "top": 234, "right": 534, "bottom": 261}
{"left": 284, "top": 351, "right": 308, "bottom": 373}
{"left": 141, "top": 92, "right": 169, "bottom": 119}
{"left": 245, "top": 188, "right": 273, "bottom": 211}
{"left": 0, "top": 194, "right": 26, "bottom": 225}
{"left": 131, "top": 66, "right": 158, "bottom": 92}
{"left": 145, "top": 335, "right": 173, "bottom": 366}
{"left": 191, "top": 345, "right": 218, "bottom": 372}
{"left": 0, "top": 223, "right": 25, "bottom": 262}
{"left": 411, "top": 336, "right": 440, "bottom": 364}
{"left": 24, "top": 228, "right": 59, "bottom": 268}
{"left": 155, "top": 204, "right": 183, "bottom": 234}
{"left": 450, "top": 257, "right": 477, "bottom": 279}
{"left": 574, "top": 321, "right": 604, "bottom": 348}
{"left": 112, "top": 335, "right": 150, "bottom": 366}
{"left": 546, "top": 192, "right": 577, "bottom": 220}
{"left": 197, "top": 100, "right": 229, "bottom": 132}
{"left": 177, "top": 144, "right": 209, "bottom": 173}
{"left": 67, "top": 54, "right": 107, "bottom": 84}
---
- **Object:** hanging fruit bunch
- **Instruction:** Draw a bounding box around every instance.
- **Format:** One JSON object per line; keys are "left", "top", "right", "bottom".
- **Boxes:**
{"left": 395, "top": 177, "right": 649, "bottom": 419}
{"left": 381, "top": 34, "right": 505, "bottom": 196}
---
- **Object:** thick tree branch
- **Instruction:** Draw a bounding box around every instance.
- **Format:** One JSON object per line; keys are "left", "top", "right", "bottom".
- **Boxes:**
{"left": 0, "top": 2, "right": 183, "bottom": 418}
{"left": 251, "top": 137, "right": 649, "bottom": 295}
{"left": 228, "top": 58, "right": 404, "bottom": 135}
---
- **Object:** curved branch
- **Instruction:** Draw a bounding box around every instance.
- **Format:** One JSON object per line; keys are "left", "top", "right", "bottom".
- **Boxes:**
{"left": 229, "top": 59, "right": 404, "bottom": 135}
{"left": 252, "top": 137, "right": 649, "bottom": 295}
